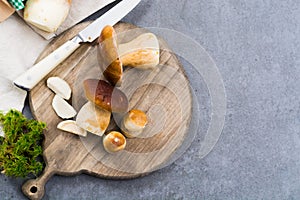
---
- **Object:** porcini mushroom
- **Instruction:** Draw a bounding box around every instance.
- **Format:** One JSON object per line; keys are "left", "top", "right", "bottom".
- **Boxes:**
{"left": 98, "top": 25, "right": 123, "bottom": 86}
{"left": 98, "top": 26, "right": 160, "bottom": 86}
{"left": 121, "top": 109, "right": 148, "bottom": 138}
{"left": 57, "top": 120, "right": 87, "bottom": 137}
{"left": 103, "top": 131, "right": 126, "bottom": 153}
{"left": 119, "top": 33, "right": 160, "bottom": 70}
{"left": 83, "top": 79, "right": 128, "bottom": 113}
{"left": 47, "top": 77, "right": 71, "bottom": 100}
{"left": 76, "top": 101, "right": 111, "bottom": 137}
{"left": 52, "top": 95, "right": 77, "bottom": 119}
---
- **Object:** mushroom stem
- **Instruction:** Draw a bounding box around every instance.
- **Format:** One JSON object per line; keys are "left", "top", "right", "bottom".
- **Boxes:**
{"left": 121, "top": 109, "right": 148, "bottom": 138}
{"left": 118, "top": 33, "right": 160, "bottom": 69}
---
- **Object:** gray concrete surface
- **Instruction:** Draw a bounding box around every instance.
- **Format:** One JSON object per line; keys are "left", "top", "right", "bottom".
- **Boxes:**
{"left": 1, "top": 0, "right": 300, "bottom": 199}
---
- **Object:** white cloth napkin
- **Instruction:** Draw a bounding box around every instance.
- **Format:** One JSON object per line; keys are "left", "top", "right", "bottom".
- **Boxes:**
{"left": 0, "top": 0, "right": 114, "bottom": 113}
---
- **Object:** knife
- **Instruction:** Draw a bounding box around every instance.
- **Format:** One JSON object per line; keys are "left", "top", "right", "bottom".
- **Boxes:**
{"left": 14, "top": 0, "right": 141, "bottom": 91}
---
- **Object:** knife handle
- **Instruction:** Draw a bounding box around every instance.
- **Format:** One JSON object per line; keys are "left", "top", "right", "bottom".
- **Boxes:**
{"left": 14, "top": 40, "right": 81, "bottom": 91}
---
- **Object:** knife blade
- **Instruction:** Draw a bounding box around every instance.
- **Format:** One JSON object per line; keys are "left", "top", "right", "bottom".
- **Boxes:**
{"left": 14, "top": 0, "right": 141, "bottom": 91}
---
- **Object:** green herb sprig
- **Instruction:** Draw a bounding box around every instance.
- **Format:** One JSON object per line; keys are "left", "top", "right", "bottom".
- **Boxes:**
{"left": 0, "top": 110, "right": 46, "bottom": 177}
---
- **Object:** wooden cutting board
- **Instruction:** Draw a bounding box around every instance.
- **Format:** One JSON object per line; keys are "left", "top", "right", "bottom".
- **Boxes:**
{"left": 22, "top": 22, "right": 192, "bottom": 200}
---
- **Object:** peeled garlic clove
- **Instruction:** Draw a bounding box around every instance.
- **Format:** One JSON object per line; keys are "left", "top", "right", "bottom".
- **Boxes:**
{"left": 103, "top": 131, "right": 126, "bottom": 153}
{"left": 47, "top": 77, "right": 71, "bottom": 100}
{"left": 121, "top": 109, "right": 148, "bottom": 138}
{"left": 76, "top": 102, "right": 111, "bottom": 136}
{"left": 52, "top": 95, "right": 76, "bottom": 119}
{"left": 57, "top": 120, "right": 87, "bottom": 137}
{"left": 24, "top": 0, "right": 71, "bottom": 33}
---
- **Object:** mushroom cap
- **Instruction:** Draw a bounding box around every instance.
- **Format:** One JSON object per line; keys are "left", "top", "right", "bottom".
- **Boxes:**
{"left": 83, "top": 79, "right": 128, "bottom": 113}
{"left": 98, "top": 25, "right": 122, "bottom": 86}
{"left": 103, "top": 131, "right": 126, "bottom": 153}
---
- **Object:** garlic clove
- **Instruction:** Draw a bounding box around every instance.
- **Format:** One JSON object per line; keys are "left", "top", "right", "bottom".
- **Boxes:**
{"left": 103, "top": 131, "right": 126, "bottom": 153}
{"left": 76, "top": 101, "right": 111, "bottom": 136}
{"left": 52, "top": 95, "right": 76, "bottom": 119}
{"left": 47, "top": 77, "right": 71, "bottom": 100}
{"left": 57, "top": 120, "right": 87, "bottom": 137}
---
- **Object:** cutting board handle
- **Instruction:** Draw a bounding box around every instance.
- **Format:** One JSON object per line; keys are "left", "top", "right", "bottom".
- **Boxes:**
{"left": 22, "top": 166, "right": 56, "bottom": 200}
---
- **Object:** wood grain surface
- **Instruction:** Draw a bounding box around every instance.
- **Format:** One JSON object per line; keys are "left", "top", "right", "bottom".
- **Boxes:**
{"left": 22, "top": 22, "right": 192, "bottom": 200}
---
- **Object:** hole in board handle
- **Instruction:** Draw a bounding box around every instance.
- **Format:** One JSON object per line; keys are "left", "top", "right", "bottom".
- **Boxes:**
{"left": 30, "top": 186, "right": 38, "bottom": 193}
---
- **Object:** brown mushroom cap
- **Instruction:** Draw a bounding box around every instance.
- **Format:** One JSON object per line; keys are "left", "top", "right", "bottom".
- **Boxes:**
{"left": 103, "top": 131, "right": 126, "bottom": 153}
{"left": 83, "top": 79, "right": 128, "bottom": 113}
{"left": 98, "top": 25, "right": 122, "bottom": 86}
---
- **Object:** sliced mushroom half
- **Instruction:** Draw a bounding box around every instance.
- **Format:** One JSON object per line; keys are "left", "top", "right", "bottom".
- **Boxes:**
{"left": 76, "top": 101, "right": 111, "bottom": 137}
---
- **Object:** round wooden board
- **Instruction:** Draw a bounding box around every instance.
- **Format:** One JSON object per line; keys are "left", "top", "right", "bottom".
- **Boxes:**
{"left": 23, "top": 22, "right": 192, "bottom": 200}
